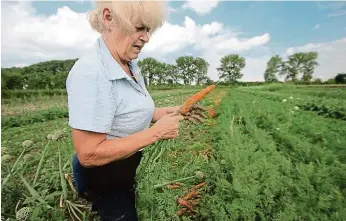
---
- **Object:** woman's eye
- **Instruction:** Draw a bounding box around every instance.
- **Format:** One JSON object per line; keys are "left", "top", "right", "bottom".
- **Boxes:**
{"left": 136, "top": 27, "right": 145, "bottom": 31}
{"left": 136, "top": 26, "right": 150, "bottom": 32}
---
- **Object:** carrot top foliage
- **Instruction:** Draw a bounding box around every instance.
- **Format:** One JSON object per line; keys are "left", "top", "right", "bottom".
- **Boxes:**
{"left": 2, "top": 85, "right": 346, "bottom": 220}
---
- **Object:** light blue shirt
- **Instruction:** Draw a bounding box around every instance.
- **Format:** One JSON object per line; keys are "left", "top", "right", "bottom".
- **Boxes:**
{"left": 66, "top": 37, "right": 155, "bottom": 144}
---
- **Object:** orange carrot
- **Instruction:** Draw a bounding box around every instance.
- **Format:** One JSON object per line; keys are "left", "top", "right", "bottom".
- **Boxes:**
{"left": 177, "top": 208, "right": 188, "bottom": 216}
{"left": 190, "top": 198, "right": 201, "bottom": 206}
{"left": 207, "top": 107, "right": 216, "bottom": 118}
{"left": 183, "top": 190, "right": 199, "bottom": 200}
{"left": 167, "top": 184, "right": 182, "bottom": 189}
{"left": 177, "top": 198, "right": 195, "bottom": 213}
{"left": 180, "top": 85, "right": 216, "bottom": 115}
{"left": 191, "top": 182, "right": 206, "bottom": 191}
{"left": 183, "top": 182, "right": 206, "bottom": 200}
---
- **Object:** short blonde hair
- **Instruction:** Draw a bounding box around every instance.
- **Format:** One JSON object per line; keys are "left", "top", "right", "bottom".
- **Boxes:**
{"left": 87, "top": 1, "right": 167, "bottom": 36}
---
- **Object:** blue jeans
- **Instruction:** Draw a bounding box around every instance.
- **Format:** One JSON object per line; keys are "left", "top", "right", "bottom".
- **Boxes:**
{"left": 72, "top": 152, "right": 142, "bottom": 221}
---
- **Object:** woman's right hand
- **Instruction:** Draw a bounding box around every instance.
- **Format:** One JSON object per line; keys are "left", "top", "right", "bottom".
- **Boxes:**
{"left": 151, "top": 113, "right": 185, "bottom": 140}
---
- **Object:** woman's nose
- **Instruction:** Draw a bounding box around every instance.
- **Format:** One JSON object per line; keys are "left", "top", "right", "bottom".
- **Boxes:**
{"left": 140, "top": 32, "right": 149, "bottom": 43}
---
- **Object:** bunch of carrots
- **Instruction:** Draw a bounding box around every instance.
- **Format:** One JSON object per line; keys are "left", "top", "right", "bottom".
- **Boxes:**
{"left": 176, "top": 182, "right": 206, "bottom": 216}
{"left": 179, "top": 84, "right": 216, "bottom": 117}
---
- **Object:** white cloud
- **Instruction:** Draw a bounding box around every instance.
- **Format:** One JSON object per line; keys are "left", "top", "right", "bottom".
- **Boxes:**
{"left": 144, "top": 16, "right": 269, "bottom": 55}
{"left": 142, "top": 16, "right": 270, "bottom": 81}
{"left": 313, "top": 24, "right": 320, "bottom": 29}
{"left": 2, "top": 1, "right": 271, "bottom": 82}
{"left": 215, "top": 33, "right": 270, "bottom": 52}
{"left": 328, "top": 10, "right": 346, "bottom": 17}
{"left": 285, "top": 38, "right": 346, "bottom": 81}
{"left": 168, "top": 6, "right": 177, "bottom": 13}
{"left": 316, "top": 2, "right": 346, "bottom": 10}
{"left": 1, "top": 1, "right": 99, "bottom": 67}
{"left": 182, "top": 0, "right": 219, "bottom": 15}
{"left": 201, "top": 22, "right": 223, "bottom": 35}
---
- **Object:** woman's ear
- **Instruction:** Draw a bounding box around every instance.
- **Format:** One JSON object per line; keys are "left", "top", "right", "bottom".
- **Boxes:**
{"left": 102, "top": 8, "right": 113, "bottom": 31}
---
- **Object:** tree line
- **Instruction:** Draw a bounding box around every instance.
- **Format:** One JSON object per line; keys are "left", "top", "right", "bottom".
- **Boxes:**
{"left": 1, "top": 52, "right": 345, "bottom": 90}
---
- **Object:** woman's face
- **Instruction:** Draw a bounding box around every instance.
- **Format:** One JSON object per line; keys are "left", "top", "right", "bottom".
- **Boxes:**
{"left": 115, "top": 25, "right": 150, "bottom": 61}
{"left": 102, "top": 8, "right": 150, "bottom": 62}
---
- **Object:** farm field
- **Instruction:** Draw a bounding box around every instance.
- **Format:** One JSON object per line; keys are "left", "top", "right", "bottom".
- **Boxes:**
{"left": 1, "top": 84, "right": 346, "bottom": 221}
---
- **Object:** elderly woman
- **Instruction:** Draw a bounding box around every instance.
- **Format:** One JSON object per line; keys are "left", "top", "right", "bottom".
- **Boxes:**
{"left": 66, "top": 1, "right": 206, "bottom": 221}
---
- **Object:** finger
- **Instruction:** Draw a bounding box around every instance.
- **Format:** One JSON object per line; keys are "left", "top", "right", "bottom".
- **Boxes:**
{"left": 192, "top": 104, "right": 207, "bottom": 112}
{"left": 190, "top": 114, "right": 204, "bottom": 123}
{"left": 164, "top": 131, "right": 178, "bottom": 138}
{"left": 174, "top": 115, "right": 185, "bottom": 122}
{"left": 168, "top": 112, "right": 179, "bottom": 117}
{"left": 192, "top": 110, "right": 208, "bottom": 118}
{"left": 166, "top": 131, "right": 178, "bottom": 137}
{"left": 200, "top": 112, "right": 208, "bottom": 118}
{"left": 186, "top": 116, "right": 199, "bottom": 125}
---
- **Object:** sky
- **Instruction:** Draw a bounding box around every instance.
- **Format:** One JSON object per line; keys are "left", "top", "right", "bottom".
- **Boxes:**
{"left": 1, "top": 1, "right": 346, "bottom": 82}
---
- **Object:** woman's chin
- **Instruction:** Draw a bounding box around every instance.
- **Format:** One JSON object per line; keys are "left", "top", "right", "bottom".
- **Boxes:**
{"left": 129, "top": 52, "right": 140, "bottom": 60}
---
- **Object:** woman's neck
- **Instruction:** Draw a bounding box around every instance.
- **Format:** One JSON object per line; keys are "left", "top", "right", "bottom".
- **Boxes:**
{"left": 102, "top": 35, "right": 132, "bottom": 76}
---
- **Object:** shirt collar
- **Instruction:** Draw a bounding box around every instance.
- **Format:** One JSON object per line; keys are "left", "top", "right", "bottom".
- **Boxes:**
{"left": 97, "top": 36, "right": 134, "bottom": 81}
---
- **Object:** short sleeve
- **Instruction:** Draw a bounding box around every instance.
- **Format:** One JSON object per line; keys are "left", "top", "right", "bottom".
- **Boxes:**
{"left": 66, "top": 64, "right": 116, "bottom": 133}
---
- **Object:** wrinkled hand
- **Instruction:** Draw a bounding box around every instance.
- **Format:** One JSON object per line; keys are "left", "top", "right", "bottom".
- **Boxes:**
{"left": 167, "top": 106, "right": 181, "bottom": 115}
{"left": 152, "top": 113, "right": 185, "bottom": 140}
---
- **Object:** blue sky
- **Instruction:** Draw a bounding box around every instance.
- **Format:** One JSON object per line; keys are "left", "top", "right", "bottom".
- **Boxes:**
{"left": 2, "top": 1, "right": 346, "bottom": 81}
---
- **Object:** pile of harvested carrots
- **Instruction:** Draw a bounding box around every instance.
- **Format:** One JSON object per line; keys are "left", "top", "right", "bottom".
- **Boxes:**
{"left": 149, "top": 85, "right": 216, "bottom": 217}
{"left": 173, "top": 85, "right": 214, "bottom": 216}
{"left": 176, "top": 182, "right": 206, "bottom": 216}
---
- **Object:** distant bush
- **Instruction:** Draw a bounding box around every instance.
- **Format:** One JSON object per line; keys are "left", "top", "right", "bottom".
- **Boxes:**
{"left": 335, "top": 73, "right": 346, "bottom": 84}
{"left": 2, "top": 89, "right": 67, "bottom": 99}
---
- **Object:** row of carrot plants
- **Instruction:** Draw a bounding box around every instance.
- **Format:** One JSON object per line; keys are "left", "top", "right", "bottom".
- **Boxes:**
{"left": 204, "top": 89, "right": 346, "bottom": 220}
{"left": 240, "top": 88, "right": 346, "bottom": 121}
{"left": 269, "top": 88, "right": 346, "bottom": 100}
{"left": 236, "top": 89, "right": 346, "bottom": 163}
{"left": 249, "top": 84, "right": 346, "bottom": 99}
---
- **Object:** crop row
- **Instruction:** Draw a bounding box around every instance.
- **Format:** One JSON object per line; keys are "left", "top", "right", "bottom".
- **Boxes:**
{"left": 240, "top": 88, "right": 346, "bottom": 121}
{"left": 204, "top": 89, "right": 346, "bottom": 220}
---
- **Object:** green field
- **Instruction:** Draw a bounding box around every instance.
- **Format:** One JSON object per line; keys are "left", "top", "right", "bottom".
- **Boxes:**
{"left": 2, "top": 84, "right": 346, "bottom": 221}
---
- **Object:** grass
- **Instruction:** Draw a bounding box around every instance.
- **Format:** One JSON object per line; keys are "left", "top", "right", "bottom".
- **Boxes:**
{"left": 2, "top": 85, "right": 346, "bottom": 221}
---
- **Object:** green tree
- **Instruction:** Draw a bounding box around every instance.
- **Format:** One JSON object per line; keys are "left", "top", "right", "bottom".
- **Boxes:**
{"left": 313, "top": 78, "right": 322, "bottom": 84}
{"left": 194, "top": 57, "right": 210, "bottom": 85}
{"left": 1, "top": 71, "right": 25, "bottom": 89}
{"left": 283, "top": 52, "right": 304, "bottom": 82}
{"left": 281, "top": 52, "right": 318, "bottom": 82}
{"left": 163, "top": 64, "right": 179, "bottom": 85}
{"left": 325, "top": 78, "right": 335, "bottom": 84}
{"left": 137, "top": 57, "right": 160, "bottom": 86}
{"left": 27, "top": 72, "right": 53, "bottom": 89}
{"left": 335, "top": 73, "right": 346, "bottom": 84}
{"left": 264, "top": 55, "right": 283, "bottom": 82}
{"left": 176, "top": 56, "right": 197, "bottom": 85}
{"left": 205, "top": 77, "right": 214, "bottom": 86}
{"left": 153, "top": 62, "right": 167, "bottom": 85}
{"left": 217, "top": 54, "right": 245, "bottom": 83}
{"left": 301, "top": 52, "right": 318, "bottom": 82}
